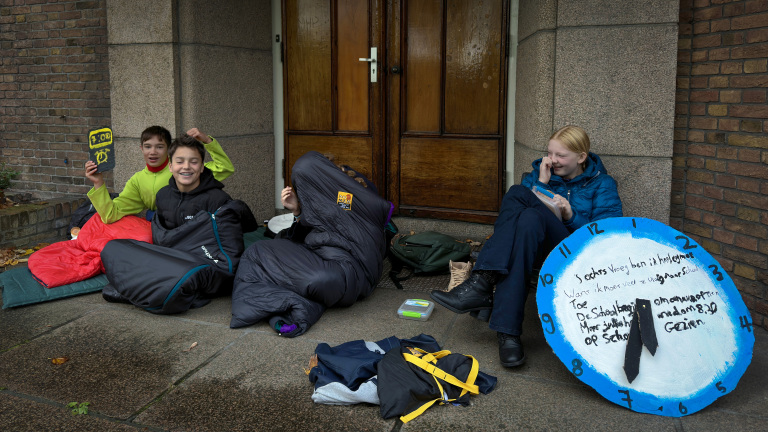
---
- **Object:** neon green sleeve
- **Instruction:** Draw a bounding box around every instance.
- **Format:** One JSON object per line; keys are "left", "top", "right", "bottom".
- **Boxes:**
{"left": 86, "top": 174, "right": 147, "bottom": 224}
{"left": 203, "top": 137, "right": 235, "bottom": 181}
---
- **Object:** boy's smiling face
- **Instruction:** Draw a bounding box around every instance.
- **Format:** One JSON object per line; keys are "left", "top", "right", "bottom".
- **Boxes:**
{"left": 141, "top": 135, "right": 168, "bottom": 168}
{"left": 169, "top": 146, "right": 204, "bottom": 192}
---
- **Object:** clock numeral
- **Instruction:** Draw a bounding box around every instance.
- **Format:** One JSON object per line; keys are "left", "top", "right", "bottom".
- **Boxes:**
{"left": 657, "top": 405, "right": 663, "bottom": 412}
{"left": 539, "top": 273, "right": 553, "bottom": 287}
{"left": 618, "top": 390, "right": 633, "bottom": 409}
{"left": 586, "top": 222, "right": 604, "bottom": 236}
{"left": 632, "top": 218, "right": 637, "bottom": 228}
{"left": 571, "top": 359, "right": 583, "bottom": 377}
{"left": 708, "top": 264, "right": 724, "bottom": 281}
{"left": 540, "top": 313, "right": 555, "bottom": 334}
{"left": 559, "top": 243, "right": 572, "bottom": 259}
{"left": 716, "top": 381, "right": 726, "bottom": 394}
{"left": 678, "top": 402, "right": 688, "bottom": 415}
{"left": 675, "top": 235, "right": 698, "bottom": 250}
{"left": 739, "top": 315, "right": 753, "bottom": 333}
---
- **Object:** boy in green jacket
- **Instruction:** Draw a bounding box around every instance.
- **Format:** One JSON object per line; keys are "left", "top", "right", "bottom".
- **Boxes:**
{"left": 84, "top": 126, "right": 234, "bottom": 224}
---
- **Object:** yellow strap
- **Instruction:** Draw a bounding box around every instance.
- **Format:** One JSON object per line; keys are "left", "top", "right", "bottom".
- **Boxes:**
{"left": 403, "top": 353, "right": 480, "bottom": 395}
{"left": 398, "top": 348, "right": 482, "bottom": 423}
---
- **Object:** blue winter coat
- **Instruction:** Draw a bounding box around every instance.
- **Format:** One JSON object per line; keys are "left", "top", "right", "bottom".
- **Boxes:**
{"left": 521, "top": 152, "right": 622, "bottom": 231}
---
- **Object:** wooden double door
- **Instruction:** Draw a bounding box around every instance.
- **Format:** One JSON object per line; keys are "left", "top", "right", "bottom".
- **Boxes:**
{"left": 282, "top": 0, "right": 510, "bottom": 223}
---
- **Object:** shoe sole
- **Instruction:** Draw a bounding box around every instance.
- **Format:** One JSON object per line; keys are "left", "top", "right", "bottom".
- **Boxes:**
{"left": 500, "top": 355, "right": 526, "bottom": 368}
{"left": 429, "top": 291, "right": 492, "bottom": 314}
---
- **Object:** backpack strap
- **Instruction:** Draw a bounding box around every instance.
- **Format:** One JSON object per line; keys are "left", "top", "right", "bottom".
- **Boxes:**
{"left": 399, "top": 350, "right": 480, "bottom": 423}
{"left": 387, "top": 249, "right": 413, "bottom": 290}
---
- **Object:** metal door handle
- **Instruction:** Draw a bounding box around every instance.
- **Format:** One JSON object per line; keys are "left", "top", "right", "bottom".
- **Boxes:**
{"left": 358, "top": 47, "right": 377, "bottom": 83}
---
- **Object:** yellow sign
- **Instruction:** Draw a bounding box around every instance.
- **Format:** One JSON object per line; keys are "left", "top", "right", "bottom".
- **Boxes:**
{"left": 88, "top": 127, "right": 112, "bottom": 149}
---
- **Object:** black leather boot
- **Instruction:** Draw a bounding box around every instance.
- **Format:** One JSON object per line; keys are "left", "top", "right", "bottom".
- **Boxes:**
{"left": 498, "top": 332, "right": 526, "bottom": 367}
{"left": 430, "top": 273, "right": 493, "bottom": 313}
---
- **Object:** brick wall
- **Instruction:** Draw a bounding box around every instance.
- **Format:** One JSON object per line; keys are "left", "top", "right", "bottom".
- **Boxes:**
{"left": 676, "top": 0, "right": 768, "bottom": 329}
{"left": 0, "top": 0, "right": 111, "bottom": 198}
{"left": 0, "top": 196, "right": 84, "bottom": 248}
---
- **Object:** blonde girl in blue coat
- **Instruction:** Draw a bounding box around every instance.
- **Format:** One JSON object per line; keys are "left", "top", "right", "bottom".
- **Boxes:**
{"left": 431, "top": 125, "right": 623, "bottom": 367}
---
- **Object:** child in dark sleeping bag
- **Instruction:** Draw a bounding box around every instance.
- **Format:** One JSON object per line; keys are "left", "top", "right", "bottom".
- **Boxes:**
{"left": 230, "top": 151, "right": 392, "bottom": 337}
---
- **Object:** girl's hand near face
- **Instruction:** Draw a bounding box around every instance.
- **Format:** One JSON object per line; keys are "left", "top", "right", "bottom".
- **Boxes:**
{"left": 85, "top": 160, "right": 104, "bottom": 189}
{"left": 553, "top": 194, "right": 573, "bottom": 221}
{"left": 539, "top": 156, "right": 553, "bottom": 184}
{"left": 281, "top": 186, "right": 301, "bottom": 216}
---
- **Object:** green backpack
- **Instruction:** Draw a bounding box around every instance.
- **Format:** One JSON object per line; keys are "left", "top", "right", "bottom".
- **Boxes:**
{"left": 388, "top": 231, "right": 471, "bottom": 289}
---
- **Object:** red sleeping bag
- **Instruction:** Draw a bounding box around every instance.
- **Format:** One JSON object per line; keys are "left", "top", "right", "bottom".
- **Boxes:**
{"left": 28, "top": 215, "right": 152, "bottom": 288}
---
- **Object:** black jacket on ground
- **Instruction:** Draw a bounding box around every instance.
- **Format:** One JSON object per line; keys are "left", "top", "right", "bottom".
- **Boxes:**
{"left": 230, "top": 151, "right": 391, "bottom": 336}
{"left": 155, "top": 167, "right": 231, "bottom": 230}
{"left": 101, "top": 199, "right": 257, "bottom": 314}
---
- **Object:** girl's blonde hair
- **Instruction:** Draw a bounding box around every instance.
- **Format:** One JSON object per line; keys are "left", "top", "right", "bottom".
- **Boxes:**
{"left": 550, "top": 125, "right": 590, "bottom": 169}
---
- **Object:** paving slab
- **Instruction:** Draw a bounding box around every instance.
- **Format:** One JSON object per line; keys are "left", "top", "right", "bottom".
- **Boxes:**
{"left": 0, "top": 290, "right": 103, "bottom": 352}
{"left": 0, "top": 307, "right": 244, "bottom": 419}
{"left": 135, "top": 331, "right": 393, "bottom": 432}
{"left": 678, "top": 407, "right": 768, "bottom": 431}
{"left": 706, "top": 324, "right": 768, "bottom": 417}
{"left": 399, "top": 369, "right": 680, "bottom": 431}
{"left": 307, "top": 286, "right": 456, "bottom": 346}
{"left": 440, "top": 295, "right": 581, "bottom": 384}
{"left": 0, "top": 392, "right": 139, "bottom": 432}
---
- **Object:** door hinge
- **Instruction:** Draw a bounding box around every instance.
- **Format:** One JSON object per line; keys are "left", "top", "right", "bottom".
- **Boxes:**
{"left": 281, "top": 158, "right": 285, "bottom": 179}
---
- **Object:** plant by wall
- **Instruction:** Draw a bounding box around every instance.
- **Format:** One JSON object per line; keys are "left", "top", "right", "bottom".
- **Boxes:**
{"left": 0, "top": 163, "right": 19, "bottom": 190}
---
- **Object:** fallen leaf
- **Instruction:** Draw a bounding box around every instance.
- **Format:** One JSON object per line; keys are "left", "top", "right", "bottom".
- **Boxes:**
{"left": 304, "top": 353, "right": 318, "bottom": 375}
{"left": 182, "top": 342, "right": 198, "bottom": 352}
{"left": 50, "top": 357, "right": 69, "bottom": 365}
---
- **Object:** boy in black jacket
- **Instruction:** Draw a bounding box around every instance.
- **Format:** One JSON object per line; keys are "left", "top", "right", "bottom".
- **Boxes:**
{"left": 155, "top": 134, "right": 232, "bottom": 230}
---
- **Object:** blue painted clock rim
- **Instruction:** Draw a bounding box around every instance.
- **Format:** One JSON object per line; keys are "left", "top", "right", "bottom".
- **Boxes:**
{"left": 536, "top": 217, "right": 755, "bottom": 417}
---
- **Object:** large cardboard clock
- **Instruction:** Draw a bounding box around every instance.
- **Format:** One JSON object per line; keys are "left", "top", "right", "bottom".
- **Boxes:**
{"left": 536, "top": 217, "right": 754, "bottom": 417}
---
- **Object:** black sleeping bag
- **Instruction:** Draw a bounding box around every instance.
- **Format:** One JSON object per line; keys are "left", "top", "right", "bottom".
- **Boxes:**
{"left": 230, "top": 151, "right": 391, "bottom": 336}
{"left": 101, "top": 199, "right": 257, "bottom": 314}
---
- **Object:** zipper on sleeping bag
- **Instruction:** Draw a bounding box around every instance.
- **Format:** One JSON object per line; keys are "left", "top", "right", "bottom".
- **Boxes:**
{"left": 145, "top": 264, "right": 210, "bottom": 311}
{"left": 209, "top": 211, "right": 233, "bottom": 273}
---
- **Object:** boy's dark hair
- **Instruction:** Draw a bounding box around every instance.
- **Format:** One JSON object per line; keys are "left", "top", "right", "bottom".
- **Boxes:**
{"left": 141, "top": 125, "right": 172, "bottom": 146}
{"left": 169, "top": 134, "right": 205, "bottom": 160}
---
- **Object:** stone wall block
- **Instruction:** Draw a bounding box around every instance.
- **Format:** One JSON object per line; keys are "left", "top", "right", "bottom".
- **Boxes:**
{"left": 557, "top": 0, "right": 679, "bottom": 26}
{"left": 514, "top": 31, "right": 555, "bottom": 150}
{"left": 554, "top": 25, "right": 678, "bottom": 157}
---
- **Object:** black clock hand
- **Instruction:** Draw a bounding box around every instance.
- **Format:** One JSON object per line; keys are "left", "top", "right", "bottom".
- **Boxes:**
{"left": 624, "top": 298, "right": 658, "bottom": 383}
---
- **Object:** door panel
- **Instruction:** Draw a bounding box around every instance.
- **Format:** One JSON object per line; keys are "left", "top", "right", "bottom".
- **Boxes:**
{"left": 337, "top": 0, "right": 369, "bottom": 132}
{"left": 400, "top": 137, "right": 500, "bottom": 211}
{"left": 287, "top": 135, "right": 373, "bottom": 181}
{"left": 404, "top": 0, "right": 442, "bottom": 133}
{"left": 445, "top": 0, "right": 503, "bottom": 134}
{"left": 284, "top": 1, "right": 332, "bottom": 131}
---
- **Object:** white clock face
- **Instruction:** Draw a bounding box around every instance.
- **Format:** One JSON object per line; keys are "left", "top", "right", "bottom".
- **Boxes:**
{"left": 537, "top": 217, "right": 754, "bottom": 416}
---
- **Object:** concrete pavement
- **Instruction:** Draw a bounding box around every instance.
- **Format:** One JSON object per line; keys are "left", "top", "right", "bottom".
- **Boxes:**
{"left": 1, "top": 263, "right": 767, "bottom": 432}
